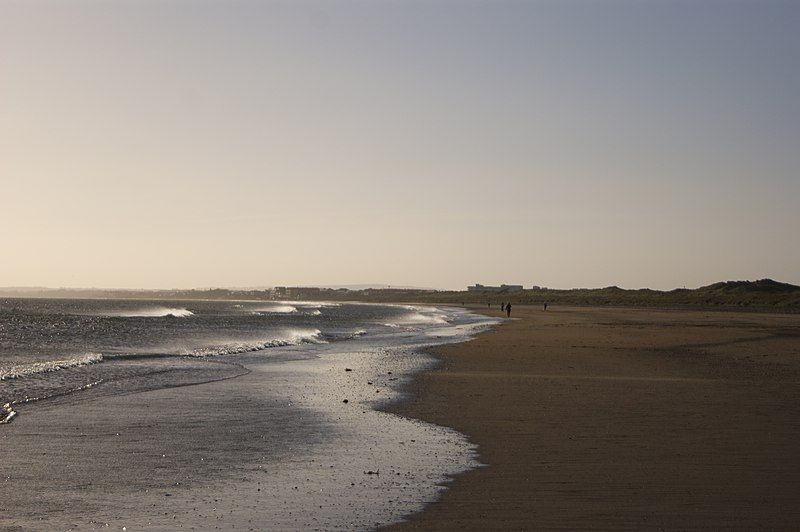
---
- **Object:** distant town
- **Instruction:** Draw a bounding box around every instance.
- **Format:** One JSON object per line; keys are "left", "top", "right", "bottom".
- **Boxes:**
{"left": 467, "top": 284, "right": 524, "bottom": 293}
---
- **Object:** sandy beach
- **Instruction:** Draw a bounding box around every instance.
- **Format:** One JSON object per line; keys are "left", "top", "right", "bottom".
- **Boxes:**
{"left": 3, "top": 303, "right": 800, "bottom": 530}
{"left": 388, "top": 305, "right": 800, "bottom": 530}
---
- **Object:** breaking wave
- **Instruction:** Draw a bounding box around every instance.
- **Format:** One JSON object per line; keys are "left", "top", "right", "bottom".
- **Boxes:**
{"left": 0, "top": 353, "right": 104, "bottom": 381}
{"left": 253, "top": 305, "right": 298, "bottom": 314}
{"left": 188, "top": 329, "right": 325, "bottom": 357}
{"left": 251, "top": 305, "right": 323, "bottom": 316}
{"left": 384, "top": 307, "right": 452, "bottom": 327}
{"left": 405, "top": 313, "right": 450, "bottom": 325}
{"left": 294, "top": 302, "right": 341, "bottom": 309}
{"left": 111, "top": 307, "right": 195, "bottom": 318}
{"left": 0, "top": 328, "right": 327, "bottom": 381}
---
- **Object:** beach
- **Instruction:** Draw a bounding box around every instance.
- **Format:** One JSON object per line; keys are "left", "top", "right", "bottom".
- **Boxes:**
{"left": 0, "top": 302, "right": 495, "bottom": 530}
{"left": 387, "top": 305, "right": 800, "bottom": 529}
{"left": 3, "top": 302, "right": 800, "bottom": 529}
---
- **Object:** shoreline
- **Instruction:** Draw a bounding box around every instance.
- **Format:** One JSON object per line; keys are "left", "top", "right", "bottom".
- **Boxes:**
{"left": 0, "top": 304, "right": 494, "bottom": 530}
{"left": 385, "top": 304, "right": 800, "bottom": 529}
{"left": 7, "top": 302, "right": 800, "bottom": 528}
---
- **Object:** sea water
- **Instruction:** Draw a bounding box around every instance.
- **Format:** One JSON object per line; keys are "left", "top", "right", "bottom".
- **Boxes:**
{"left": 0, "top": 298, "right": 497, "bottom": 529}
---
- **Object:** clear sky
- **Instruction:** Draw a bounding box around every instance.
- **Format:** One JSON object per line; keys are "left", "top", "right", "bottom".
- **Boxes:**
{"left": 2, "top": 0, "right": 798, "bottom": 290}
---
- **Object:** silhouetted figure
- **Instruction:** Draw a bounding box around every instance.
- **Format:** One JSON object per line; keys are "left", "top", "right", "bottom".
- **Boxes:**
{"left": 543, "top": 302, "right": 548, "bottom": 311}
{"left": 506, "top": 303, "right": 512, "bottom": 317}
{"left": 500, "top": 302, "right": 505, "bottom": 312}
{"left": 487, "top": 302, "right": 491, "bottom": 308}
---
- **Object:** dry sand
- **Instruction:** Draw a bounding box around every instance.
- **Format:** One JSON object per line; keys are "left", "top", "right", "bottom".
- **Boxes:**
{"left": 387, "top": 305, "right": 800, "bottom": 530}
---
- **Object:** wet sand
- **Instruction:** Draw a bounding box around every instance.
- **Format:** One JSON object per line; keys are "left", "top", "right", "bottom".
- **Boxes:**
{"left": 387, "top": 305, "right": 800, "bottom": 530}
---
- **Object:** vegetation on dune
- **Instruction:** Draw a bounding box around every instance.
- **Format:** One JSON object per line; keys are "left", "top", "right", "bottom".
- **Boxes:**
{"left": 2, "top": 279, "right": 799, "bottom": 311}
{"left": 343, "top": 279, "right": 800, "bottom": 310}
{"left": 286, "top": 279, "right": 800, "bottom": 310}
{"left": 508, "top": 279, "right": 800, "bottom": 309}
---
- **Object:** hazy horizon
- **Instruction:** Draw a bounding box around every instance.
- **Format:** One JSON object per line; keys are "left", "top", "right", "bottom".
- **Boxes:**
{"left": 1, "top": 277, "right": 797, "bottom": 294}
{"left": 3, "top": 1, "right": 799, "bottom": 291}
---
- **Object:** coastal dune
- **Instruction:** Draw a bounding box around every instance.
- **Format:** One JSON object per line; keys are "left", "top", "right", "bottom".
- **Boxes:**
{"left": 388, "top": 305, "right": 800, "bottom": 529}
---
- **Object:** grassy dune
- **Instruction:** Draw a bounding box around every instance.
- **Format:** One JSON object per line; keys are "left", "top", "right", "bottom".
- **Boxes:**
{"left": 3, "top": 279, "right": 799, "bottom": 311}
{"left": 316, "top": 279, "right": 800, "bottom": 311}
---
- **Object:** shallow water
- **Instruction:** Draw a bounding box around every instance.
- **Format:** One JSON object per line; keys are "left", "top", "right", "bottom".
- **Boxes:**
{"left": 0, "top": 298, "right": 498, "bottom": 529}
{"left": 0, "top": 298, "right": 450, "bottom": 409}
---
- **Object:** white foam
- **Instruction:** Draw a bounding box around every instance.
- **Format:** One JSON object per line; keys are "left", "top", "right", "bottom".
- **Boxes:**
{"left": 112, "top": 307, "right": 194, "bottom": 318}
{"left": 253, "top": 305, "right": 298, "bottom": 314}
{"left": 189, "top": 329, "right": 325, "bottom": 357}
{"left": 407, "top": 312, "right": 450, "bottom": 325}
{"left": 386, "top": 309, "right": 451, "bottom": 327}
{"left": 0, "top": 405, "right": 16, "bottom": 424}
{"left": 0, "top": 353, "right": 104, "bottom": 381}
{"left": 289, "top": 302, "right": 342, "bottom": 309}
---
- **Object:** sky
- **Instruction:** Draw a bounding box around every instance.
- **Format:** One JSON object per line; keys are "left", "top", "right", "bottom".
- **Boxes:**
{"left": 1, "top": 0, "right": 798, "bottom": 290}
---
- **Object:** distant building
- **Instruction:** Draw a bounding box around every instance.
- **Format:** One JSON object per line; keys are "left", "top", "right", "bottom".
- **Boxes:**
{"left": 467, "top": 284, "right": 524, "bottom": 293}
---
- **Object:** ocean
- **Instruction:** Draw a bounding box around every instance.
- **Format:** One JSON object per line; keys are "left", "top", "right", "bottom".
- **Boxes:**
{"left": 0, "top": 297, "right": 497, "bottom": 529}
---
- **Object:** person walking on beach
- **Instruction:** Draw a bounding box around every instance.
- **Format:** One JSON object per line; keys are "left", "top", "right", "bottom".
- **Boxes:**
{"left": 500, "top": 302, "right": 505, "bottom": 312}
{"left": 506, "top": 303, "right": 512, "bottom": 317}
{"left": 543, "top": 302, "right": 548, "bottom": 311}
